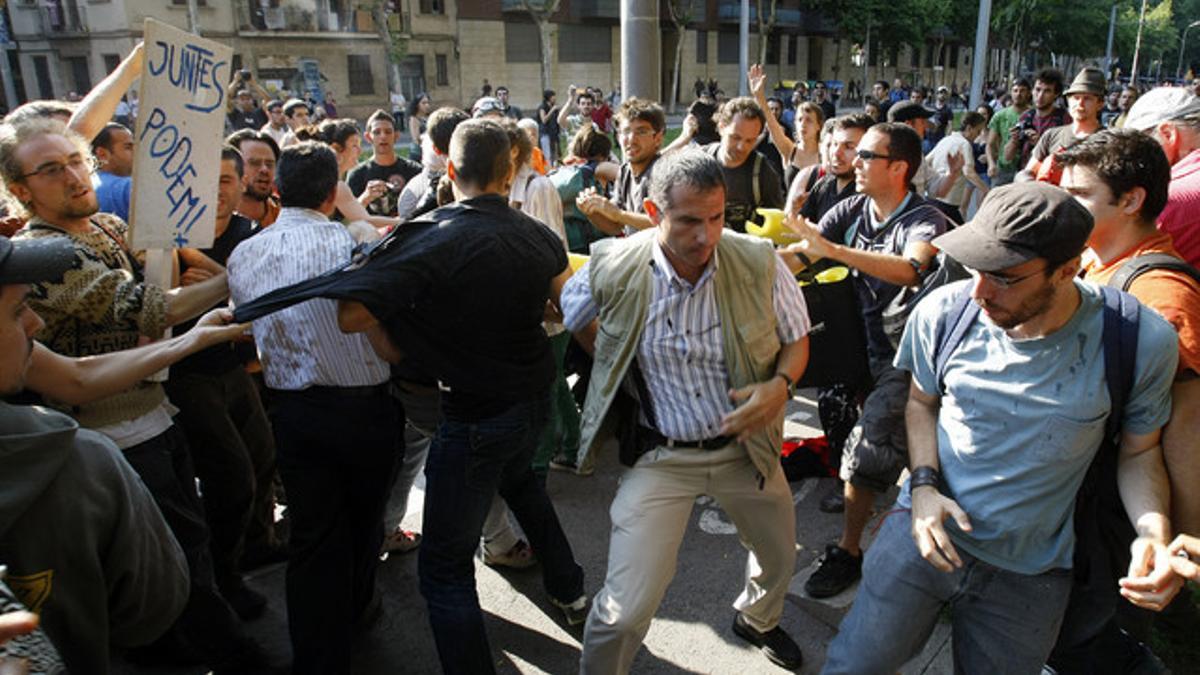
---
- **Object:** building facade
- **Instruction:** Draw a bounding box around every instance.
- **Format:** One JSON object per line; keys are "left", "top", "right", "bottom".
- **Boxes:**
{"left": 4, "top": 0, "right": 975, "bottom": 121}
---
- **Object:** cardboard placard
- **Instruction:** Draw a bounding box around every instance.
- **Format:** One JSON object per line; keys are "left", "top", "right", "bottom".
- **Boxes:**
{"left": 128, "top": 18, "right": 232, "bottom": 250}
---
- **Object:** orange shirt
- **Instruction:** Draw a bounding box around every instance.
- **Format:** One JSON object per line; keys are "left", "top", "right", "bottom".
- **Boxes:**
{"left": 1084, "top": 231, "right": 1200, "bottom": 376}
{"left": 531, "top": 147, "right": 549, "bottom": 176}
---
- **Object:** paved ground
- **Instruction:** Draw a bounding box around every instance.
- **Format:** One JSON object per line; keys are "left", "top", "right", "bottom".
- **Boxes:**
{"left": 112, "top": 391, "right": 948, "bottom": 674}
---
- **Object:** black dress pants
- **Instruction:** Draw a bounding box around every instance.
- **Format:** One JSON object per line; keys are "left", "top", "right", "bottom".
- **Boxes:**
{"left": 269, "top": 385, "right": 401, "bottom": 675}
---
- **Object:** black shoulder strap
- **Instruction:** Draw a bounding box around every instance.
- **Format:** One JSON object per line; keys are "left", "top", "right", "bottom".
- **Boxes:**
{"left": 1108, "top": 252, "right": 1200, "bottom": 293}
{"left": 1098, "top": 285, "right": 1140, "bottom": 440}
{"left": 933, "top": 282, "right": 980, "bottom": 395}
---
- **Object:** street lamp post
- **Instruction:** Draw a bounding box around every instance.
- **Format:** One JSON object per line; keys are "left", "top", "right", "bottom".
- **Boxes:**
{"left": 1177, "top": 20, "right": 1200, "bottom": 81}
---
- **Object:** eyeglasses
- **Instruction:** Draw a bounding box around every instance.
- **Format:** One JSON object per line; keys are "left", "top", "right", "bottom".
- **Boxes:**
{"left": 618, "top": 127, "right": 658, "bottom": 138}
{"left": 855, "top": 149, "right": 893, "bottom": 162}
{"left": 967, "top": 265, "right": 1047, "bottom": 289}
{"left": 18, "top": 156, "right": 96, "bottom": 181}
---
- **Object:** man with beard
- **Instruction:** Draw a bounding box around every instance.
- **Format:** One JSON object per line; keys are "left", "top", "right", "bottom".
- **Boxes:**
{"left": 1019, "top": 67, "right": 1105, "bottom": 184}
{"left": 793, "top": 113, "right": 873, "bottom": 225}
{"left": 703, "top": 97, "right": 785, "bottom": 232}
{"left": 227, "top": 129, "right": 281, "bottom": 227}
{"left": 1004, "top": 68, "right": 1066, "bottom": 173}
{"left": 576, "top": 97, "right": 665, "bottom": 236}
{"left": 4, "top": 120, "right": 270, "bottom": 671}
{"left": 822, "top": 183, "right": 1180, "bottom": 674}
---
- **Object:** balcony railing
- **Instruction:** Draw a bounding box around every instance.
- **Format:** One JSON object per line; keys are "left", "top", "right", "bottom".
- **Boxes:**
{"left": 244, "top": 3, "right": 385, "bottom": 33}
{"left": 38, "top": 4, "right": 88, "bottom": 37}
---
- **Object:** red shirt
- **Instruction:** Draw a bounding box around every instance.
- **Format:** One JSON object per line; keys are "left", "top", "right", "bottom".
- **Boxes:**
{"left": 1159, "top": 148, "right": 1200, "bottom": 268}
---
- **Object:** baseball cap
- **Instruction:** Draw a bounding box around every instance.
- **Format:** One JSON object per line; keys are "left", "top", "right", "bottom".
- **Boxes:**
{"left": 887, "top": 100, "right": 934, "bottom": 123}
{"left": 932, "top": 183, "right": 1093, "bottom": 272}
{"left": 472, "top": 96, "right": 503, "bottom": 118}
{"left": 1123, "top": 87, "right": 1200, "bottom": 132}
{"left": 0, "top": 236, "right": 75, "bottom": 285}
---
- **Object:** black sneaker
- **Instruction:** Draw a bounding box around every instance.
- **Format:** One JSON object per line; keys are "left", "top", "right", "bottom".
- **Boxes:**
{"left": 731, "top": 613, "right": 803, "bottom": 670}
{"left": 804, "top": 545, "right": 862, "bottom": 599}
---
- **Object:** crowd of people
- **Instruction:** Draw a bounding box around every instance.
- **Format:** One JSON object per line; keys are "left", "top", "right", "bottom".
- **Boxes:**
{"left": 0, "top": 38, "right": 1198, "bottom": 675}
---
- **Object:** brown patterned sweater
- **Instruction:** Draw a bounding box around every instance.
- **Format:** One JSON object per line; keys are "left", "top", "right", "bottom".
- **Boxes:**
{"left": 14, "top": 213, "right": 169, "bottom": 428}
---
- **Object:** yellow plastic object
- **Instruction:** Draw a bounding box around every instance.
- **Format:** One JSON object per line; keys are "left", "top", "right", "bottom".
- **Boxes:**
{"left": 745, "top": 208, "right": 795, "bottom": 246}
{"left": 797, "top": 265, "right": 851, "bottom": 286}
{"left": 568, "top": 253, "right": 589, "bottom": 273}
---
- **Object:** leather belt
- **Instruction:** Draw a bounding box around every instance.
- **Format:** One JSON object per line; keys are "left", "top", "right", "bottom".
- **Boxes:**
{"left": 278, "top": 383, "right": 390, "bottom": 398}
{"left": 638, "top": 426, "right": 735, "bottom": 450}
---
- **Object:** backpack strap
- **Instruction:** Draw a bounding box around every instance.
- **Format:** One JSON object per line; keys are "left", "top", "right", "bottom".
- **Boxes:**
{"left": 1098, "top": 285, "right": 1140, "bottom": 440}
{"left": 933, "top": 282, "right": 980, "bottom": 396}
{"left": 1108, "top": 252, "right": 1200, "bottom": 293}
{"left": 752, "top": 152, "right": 762, "bottom": 208}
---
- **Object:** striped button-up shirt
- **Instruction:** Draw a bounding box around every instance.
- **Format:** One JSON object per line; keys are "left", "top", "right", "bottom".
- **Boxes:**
{"left": 227, "top": 207, "right": 391, "bottom": 391}
{"left": 561, "top": 240, "right": 809, "bottom": 440}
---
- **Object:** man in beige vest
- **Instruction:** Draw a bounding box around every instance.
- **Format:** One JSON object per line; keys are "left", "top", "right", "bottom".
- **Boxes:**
{"left": 559, "top": 149, "right": 811, "bottom": 672}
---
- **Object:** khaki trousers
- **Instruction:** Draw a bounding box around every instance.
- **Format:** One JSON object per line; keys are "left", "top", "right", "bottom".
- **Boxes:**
{"left": 580, "top": 444, "right": 797, "bottom": 674}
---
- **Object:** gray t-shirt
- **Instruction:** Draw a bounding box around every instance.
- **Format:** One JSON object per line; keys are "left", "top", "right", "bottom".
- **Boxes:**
{"left": 893, "top": 280, "right": 1178, "bottom": 574}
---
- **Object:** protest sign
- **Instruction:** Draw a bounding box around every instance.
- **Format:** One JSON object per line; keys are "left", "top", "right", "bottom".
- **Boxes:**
{"left": 128, "top": 18, "right": 232, "bottom": 250}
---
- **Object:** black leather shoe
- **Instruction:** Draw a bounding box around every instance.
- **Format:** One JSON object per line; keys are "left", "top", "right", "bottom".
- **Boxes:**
{"left": 732, "top": 613, "right": 803, "bottom": 671}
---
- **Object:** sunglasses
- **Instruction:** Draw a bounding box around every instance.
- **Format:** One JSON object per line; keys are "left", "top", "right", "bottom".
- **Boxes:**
{"left": 855, "top": 149, "right": 893, "bottom": 162}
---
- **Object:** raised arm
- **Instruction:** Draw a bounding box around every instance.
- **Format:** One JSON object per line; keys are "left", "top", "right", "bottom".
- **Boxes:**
{"left": 748, "top": 64, "right": 796, "bottom": 162}
{"left": 557, "top": 88, "right": 577, "bottom": 129}
{"left": 69, "top": 43, "right": 144, "bottom": 142}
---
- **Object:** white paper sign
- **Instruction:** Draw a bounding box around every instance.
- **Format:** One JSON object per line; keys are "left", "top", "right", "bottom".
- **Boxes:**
{"left": 128, "top": 18, "right": 233, "bottom": 250}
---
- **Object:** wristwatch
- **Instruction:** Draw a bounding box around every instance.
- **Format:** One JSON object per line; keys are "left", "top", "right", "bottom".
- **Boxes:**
{"left": 910, "top": 465, "right": 941, "bottom": 492}
{"left": 774, "top": 371, "right": 795, "bottom": 394}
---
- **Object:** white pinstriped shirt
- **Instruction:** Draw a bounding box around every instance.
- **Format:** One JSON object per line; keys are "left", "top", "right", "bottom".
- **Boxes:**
{"left": 227, "top": 207, "right": 391, "bottom": 391}
{"left": 561, "top": 240, "right": 809, "bottom": 440}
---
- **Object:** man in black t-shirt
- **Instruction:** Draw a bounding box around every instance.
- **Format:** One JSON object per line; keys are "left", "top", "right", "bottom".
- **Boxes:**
{"left": 165, "top": 147, "right": 279, "bottom": 622}
{"left": 334, "top": 120, "right": 587, "bottom": 672}
{"left": 347, "top": 110, "right": 422, "bottom": 217}
{"left": 702, "top": 97, "right": 784, "bottom": 232}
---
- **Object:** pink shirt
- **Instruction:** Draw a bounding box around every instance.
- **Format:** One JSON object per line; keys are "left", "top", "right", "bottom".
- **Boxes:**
{"left": 1159, "top": 148, "right": 1200, "bottom": 267}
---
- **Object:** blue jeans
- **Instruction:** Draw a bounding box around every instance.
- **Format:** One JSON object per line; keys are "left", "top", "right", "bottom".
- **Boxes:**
{"left": 823, "top": 509, "right": 1073, "bottom": 675}
{"left": 419, "top": 392, "right": 584, "bottom": 675}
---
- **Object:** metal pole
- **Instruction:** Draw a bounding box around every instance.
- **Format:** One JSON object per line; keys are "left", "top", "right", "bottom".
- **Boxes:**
{"left": 739, "top": 0, "right": 749, "bottom": 95}
{"left": 1131, "top": 0, "right": 1149, "bottom": 84}
{"left": 621, "top": 0, "right": 660, "bottom": 101}
{"left": 968, "top": 0, "right": 992, "bottom": 109}
{"left": 1104, "top": 4, "right": 1117, "bottom": 75}
{"left": 1177, "top": 21, "right": 1200, "bottom": 81}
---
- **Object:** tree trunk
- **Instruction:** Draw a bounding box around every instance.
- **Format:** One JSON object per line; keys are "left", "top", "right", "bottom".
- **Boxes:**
{"left": 671, "top": 26, "right": 686, "bottom": 112}
{"left": 371, "top": 0, "right": 399, "bottom": 96}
